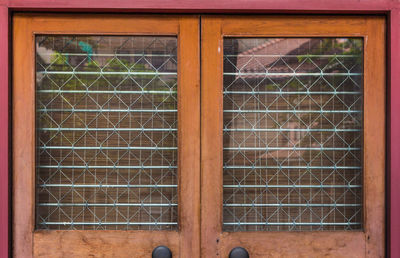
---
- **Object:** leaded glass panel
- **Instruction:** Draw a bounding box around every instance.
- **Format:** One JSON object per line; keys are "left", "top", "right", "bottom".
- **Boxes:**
{"left": 35, "top": 36, "right": 178, "bottom": 230}
{"left": 223, "top": 38, "right": 363, "bottom": 231}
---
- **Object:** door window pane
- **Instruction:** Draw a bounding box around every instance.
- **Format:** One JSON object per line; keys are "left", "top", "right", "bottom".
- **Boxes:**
{"left": 36, "top": 36, "right": 178, "bottom": 230}
{"left": 223, "top": 38, "right": 363, "bottom": 231}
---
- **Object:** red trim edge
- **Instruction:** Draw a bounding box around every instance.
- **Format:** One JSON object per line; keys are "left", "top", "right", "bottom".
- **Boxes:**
{"left": 0, "top": 5, "right": 8, "bottom": 258}
{"left": 1, "top": 1, "right": 399, "bottom": 257}
{"left": 390, "top": 9, "right": 400, "bottom": 258}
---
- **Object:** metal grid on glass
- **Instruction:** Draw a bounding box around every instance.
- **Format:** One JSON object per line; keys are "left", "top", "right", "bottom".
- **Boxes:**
{"left": 35, "top": 36, "right": 178, "bottom": 230}
{"left": 223, "top": 38, "right": 363, "bottom": 231}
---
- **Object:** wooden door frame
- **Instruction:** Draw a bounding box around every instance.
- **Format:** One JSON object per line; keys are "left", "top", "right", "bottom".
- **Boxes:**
{"left": 12, "top": 13, "right": 200, "bottom": 258}
{"left": 201, "top": 15, "right": 385, "bottom": 257}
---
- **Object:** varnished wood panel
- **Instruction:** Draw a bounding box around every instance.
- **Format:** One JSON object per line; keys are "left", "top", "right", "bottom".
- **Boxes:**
{"left": 220, "top": 16, "right": 369, "bottom": 36}
{"left": 201, "top": 15, "right": 385, "bottom": 257}
{"left": 34, "top": 231, "right": 179, "bottom": 257}
{"left": 363, "top": 17, "right": 386, "bottom": 258}
{"left": 200, "top": 17, "right": 223, "bottom": 258}
{"left": 220, "top": 231, "right": 365, "bottom": 257}
{"left": 177, "top": 16, "right": 201, "bottom": 258}
{"left": 15, "top": 13, "right": 180, "bottom": 35}
{"left": 13, "top": 14, "right": 200, "bottom": 257}
{"left": 13, "top": 15, "right": 35, "bottom": 258}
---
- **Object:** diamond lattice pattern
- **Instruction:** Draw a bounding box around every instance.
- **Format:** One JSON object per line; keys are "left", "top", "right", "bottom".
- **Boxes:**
{"left": 35, "top": 36, "right": 178, "bottom": 230}
{"left": 223, "top": 38, "right": 363, "bottom": 231}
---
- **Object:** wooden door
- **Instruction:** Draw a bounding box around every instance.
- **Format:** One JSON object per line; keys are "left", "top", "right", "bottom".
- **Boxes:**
{"left": 13, "top": 14, "right": 200, "bottom": 257}
{"left": 13, "top": 14, "right": 385, "bottom": 258}
{"left": 201, "top": 16, "right": 385, "bottom": 257}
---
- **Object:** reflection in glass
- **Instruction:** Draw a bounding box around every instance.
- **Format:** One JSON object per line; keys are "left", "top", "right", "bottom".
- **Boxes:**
{"left": 35, "top": 36, "right": 178, "bottom": 230}
{"left": 223, "top": 38, "right": 363, "bottom": 231}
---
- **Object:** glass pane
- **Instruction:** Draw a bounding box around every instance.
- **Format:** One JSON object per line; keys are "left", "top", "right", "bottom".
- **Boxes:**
{"left": 223, "top": 38, "right": 363, "bottom": 231}
{"left": 35, "top": 36, "right": 178, "bottom": 230}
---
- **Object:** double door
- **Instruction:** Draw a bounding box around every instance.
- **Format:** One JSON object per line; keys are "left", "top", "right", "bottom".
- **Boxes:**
{"left": 13, "top": 14, "right": 385, "bottom": 257}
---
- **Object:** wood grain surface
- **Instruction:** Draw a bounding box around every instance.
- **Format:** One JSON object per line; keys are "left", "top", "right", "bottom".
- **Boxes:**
{"left": 201, "top": 15, "right": 385, "bottom": 258}
{"left": 13, "top": 14, "right": 200, "bottom": 258}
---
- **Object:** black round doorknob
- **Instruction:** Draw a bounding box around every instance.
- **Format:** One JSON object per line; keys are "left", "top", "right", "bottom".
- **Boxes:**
{"left": 152, "top": 245, "right": 172, "bottom": 258}
{"left": 229, "top": 247, "right": 249, "bottom": 258}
